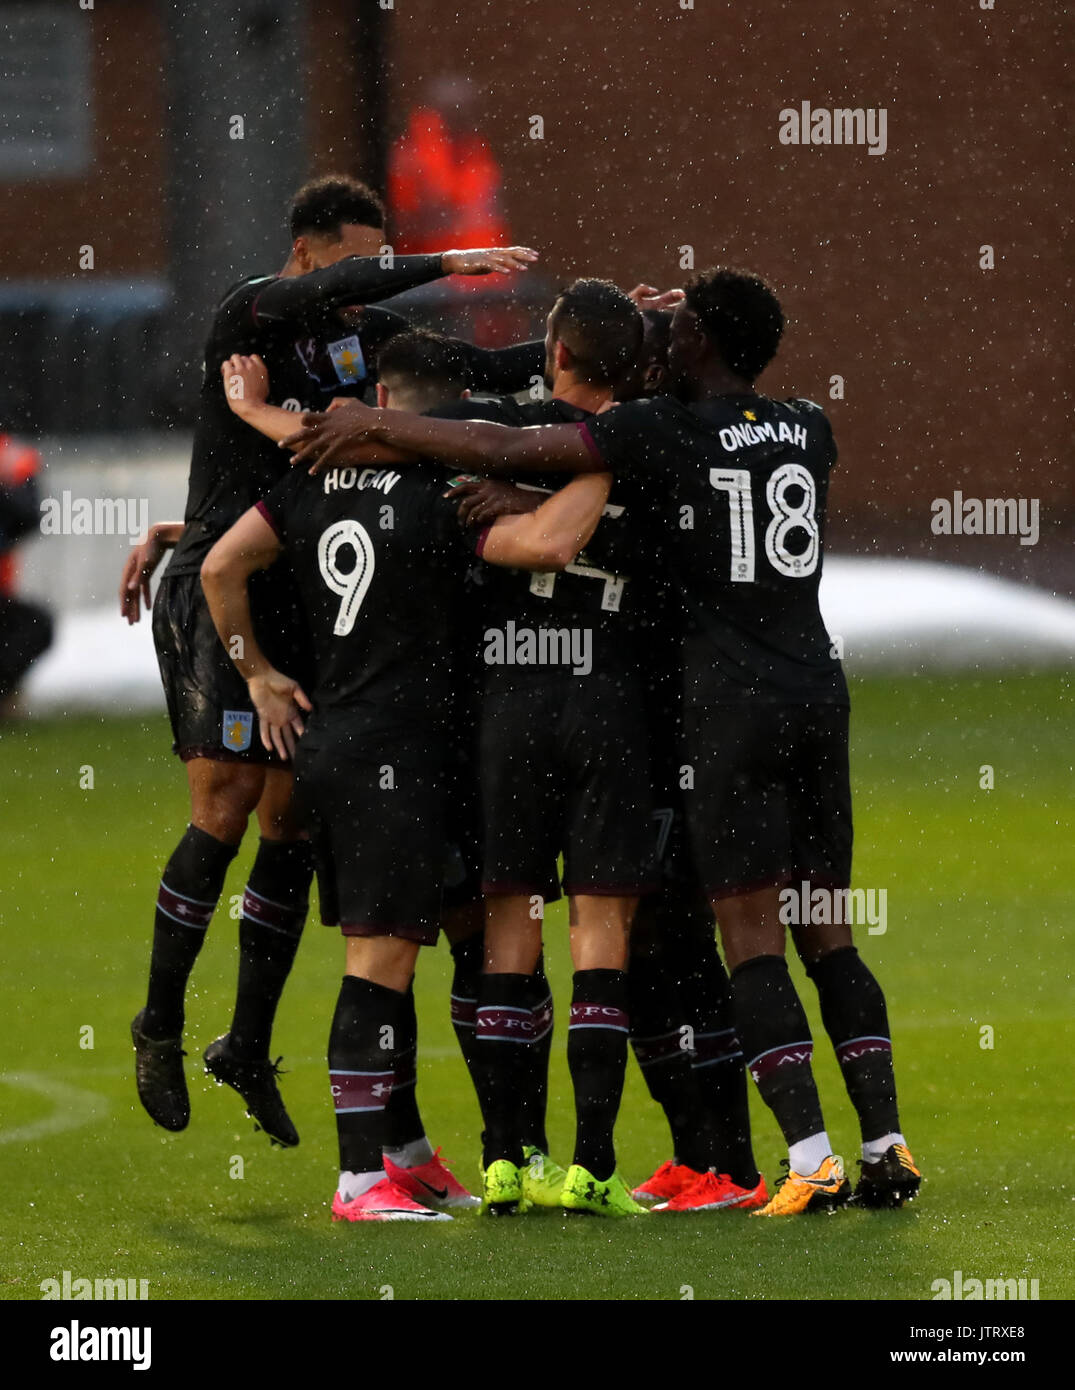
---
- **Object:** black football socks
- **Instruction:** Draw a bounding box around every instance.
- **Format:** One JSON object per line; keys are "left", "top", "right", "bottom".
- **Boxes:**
{"left": 449, "top": 932, "right": 482, "bottom": 1097}
{"left": 474, "top": 972, "right": 532, "bottom": 1169}
{"left": 730, "top": 955, "right": 826, "bottom": 1151}
{"left": 568, "top": 968, "right": 630, "bottom": 1182}
{"left": 383, "top": 983, "right": 425, "bottom": 1150}
{"left": 229, "top": 837, "right": 312, "bottom": 1059}
{"left": 329, "top": 975, "right": 404, "bottom": 1178}
{"left": 627, "top": 951, "right": 705, "bottom": 1170}
{"left": 678, "top": 933, "right": 760, "bottom": 1189}
{"left": 143, "top": 825, "right": 238, "bottom": 1040}
{"left": 519, "top": 955, "right": 554, "bottom": 1154}
{"left": 806, "top": 945, "right": 903, "bottom": 1145}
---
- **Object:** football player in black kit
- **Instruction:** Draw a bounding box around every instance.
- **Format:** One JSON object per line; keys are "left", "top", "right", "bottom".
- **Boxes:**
{"left": 121, "top": 172, "right": 540, "bottom": 1148}
{"left": 199, "top": 432, "right": 613, "bottom": 1221}
{"left": 429, "top": 280, "right": 656, "bottom": 1217}
{"left": 284, "top": 266, "right": 921, "bottom": 1216}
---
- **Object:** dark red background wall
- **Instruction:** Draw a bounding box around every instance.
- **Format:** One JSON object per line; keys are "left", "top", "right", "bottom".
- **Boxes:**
{"left": 1, "top": 0, "right": 1068, "bottom": 582}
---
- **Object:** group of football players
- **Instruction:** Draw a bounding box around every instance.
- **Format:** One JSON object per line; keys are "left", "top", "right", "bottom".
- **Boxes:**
{"left": 122, "top": 174, "right": 921, "bottom": 1221}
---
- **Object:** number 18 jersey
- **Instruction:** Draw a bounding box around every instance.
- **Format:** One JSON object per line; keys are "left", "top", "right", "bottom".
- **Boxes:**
{"left": 579, "top": 393, "right": 848, "bottom": 707}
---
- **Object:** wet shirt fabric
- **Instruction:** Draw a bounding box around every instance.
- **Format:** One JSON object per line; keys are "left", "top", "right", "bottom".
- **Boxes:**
{"left": 257, "top": 462, "right": 473, "bottom": 746}
{"left": 579, "top": 392, "right": 848, "bottom": 707}
{"left": 432, "top": 395, "right": 642, "bottom": 691}
{"left": 167, "top": 260, "right": 542, "bottom": 580}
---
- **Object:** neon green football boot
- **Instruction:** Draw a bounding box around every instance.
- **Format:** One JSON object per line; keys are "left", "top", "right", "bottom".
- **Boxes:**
{"left": 479, "top": 1158, "right": 527, "bottom": 1216}
{"left": 521, "top": 1145, "right": 568, "bottom": 1207}
{"left": 561, "top": 1164, "right": 650, "bottom": 1217}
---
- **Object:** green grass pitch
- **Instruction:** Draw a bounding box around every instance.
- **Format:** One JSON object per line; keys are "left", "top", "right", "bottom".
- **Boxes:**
{"left": 1, "top": 673, "right": 1071, "bottom": 1301}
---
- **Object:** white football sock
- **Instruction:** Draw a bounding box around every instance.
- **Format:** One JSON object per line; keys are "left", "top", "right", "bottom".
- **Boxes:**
{"left": 862, "top": 1132, "right": 905, "bottom": 1163}
{"left": 338, "top": 1169, "right": 385, "bottom": 1202}
{"left": 383, "top": 1136, "right": 434, "bottom": 1168}
{"left": 788, "top": 1132, "right": 833, "bottom": 1175}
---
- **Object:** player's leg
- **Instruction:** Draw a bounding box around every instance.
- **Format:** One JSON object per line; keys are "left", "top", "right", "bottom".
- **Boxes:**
{"left": 471, "top": 894, "right": 543, "bottom": 1213}
{"left": 378, "top": 902, "right": 481, "bottom": 1209}
{"left": 520, "top": 950, "right": 554, "bottom": 1154}
{"left": 133, "top": 754, "right": 261, "bottom": 1130}
{"left": 473, "top": 686, "right": 562, "bottom": 1211}
{"left": 204, "top": 768, "right": 313, "bottom": 1146}
{"left": 330, "top": 936, "right": 449, "bottom": 1223}
{"left": 304, "top": 734, "right": 452, "bottom": 1222}
{"left": 558, "top": 675, "right": 653, "bottom": 1216}
{"left": 638, "top": 889, "right": 765, "bottom": 1212}
{"left": 627, "top": 893, "right": 708, "bottom": 1198}
{"left": 686, "top": 702, "right": 848, "bottom": 1215}
{"left": 133, "top": 572, "right": 268, "bottom": 1130}
{"left": 788, "top": 705, "right": 919, "bottom": 1204}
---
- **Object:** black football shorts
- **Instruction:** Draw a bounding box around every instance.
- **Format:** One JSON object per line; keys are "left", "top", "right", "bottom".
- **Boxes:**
{"left": 293, "top": 725, "right": 475, "bottom": 944}
{"left": 479, "top": 671, "right": 655, "bottom": 900}
{"left": 682, "top": 701, "right": 853, "bottom": 898}
{"left": 152, "top": 568, "right": 312, "bottom": 765}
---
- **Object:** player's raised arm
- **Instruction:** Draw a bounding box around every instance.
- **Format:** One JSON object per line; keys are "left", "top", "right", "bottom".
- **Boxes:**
{"left": 220, "top": 354, "right": 308, "bottom": 444}
{"left": 475, "top": 472, "right": 613, "bottom": 571}
{"left": 282, "top": 401, "right": 597, "bottom": 477}
{"left": 200, "top": 509, "right": 311, "bottom": 759}
{"left": 253, "top": 247, "right": 538, "bottom": 323}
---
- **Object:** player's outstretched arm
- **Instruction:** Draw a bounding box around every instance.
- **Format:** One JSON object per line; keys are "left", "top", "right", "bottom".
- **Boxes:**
{"left": 252, "top": 247, "right": 538, "bottom": 323}
{"left": 479, "top": 472, "right": 613, "bottom": 571}
{"left": 220, "top": 355, "right": 305, "bottom": 444}
{"left": 200, "top": 509, "right": 311, "bottom": 760}
{"left": 282, "top": 402, "right": 596, "bottom": 477}
{"left": 119, "top": 521, "right": 184, "bottom": 624}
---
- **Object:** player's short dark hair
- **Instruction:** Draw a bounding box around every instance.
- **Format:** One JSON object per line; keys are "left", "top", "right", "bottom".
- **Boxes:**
{"left": 684, "top": 268, "right": 784, "bottom": 380}
{"left": 549, "top": 278, "right": 643, "bottom": 386}
{"left": 377, "top": 329, "right": 468, "bottom": 397}
{"left": 289, "top": 175, "right": 386, "bottom": 239}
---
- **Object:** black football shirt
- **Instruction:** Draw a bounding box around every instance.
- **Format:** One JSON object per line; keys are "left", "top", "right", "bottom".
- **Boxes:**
{"left": 257, "top": 462, "right": 473, "bottom": 741}
{"left": 167, "top": 258, "right": 543, "bottom": 581}
{"left": 580, "top": 393, "right": 848, "bottom": 706}
{"left": 432, "top": 395, "right": 643, "bottom": 689}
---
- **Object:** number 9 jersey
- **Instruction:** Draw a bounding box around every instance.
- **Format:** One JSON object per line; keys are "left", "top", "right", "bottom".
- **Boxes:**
{"left": 578, "top": 393, "right": 848, "bottom": 709}
{"left": 256, "top": 462, "right": 475, "bottom": 739}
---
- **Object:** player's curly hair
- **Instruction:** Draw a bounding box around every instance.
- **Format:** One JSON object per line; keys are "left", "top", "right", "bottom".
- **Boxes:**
{"left": 289, "top": 175, "right": 386, "bottom": 238}
{"left": 550, "top": 279, "right": 643, "bottom": 387}
{"left": 684, "top": 268, "right": 784, "bottom": 380}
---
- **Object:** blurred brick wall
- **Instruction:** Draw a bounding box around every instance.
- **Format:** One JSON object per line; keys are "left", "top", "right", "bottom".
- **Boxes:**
{"left": 387, "top": 0, "right": 1070, "bottom": 585}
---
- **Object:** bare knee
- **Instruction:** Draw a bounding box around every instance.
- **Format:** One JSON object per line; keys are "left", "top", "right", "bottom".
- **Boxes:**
{"left": 255, "top": 768, "right": 301, "bottom": 841}
{"left": 187, "top": 758, "right": 264, "bottom": 844}
{"left": 484, "top": 895, "right": 542, "bottom": 973}
{"left": 569, "top": 895, "right": 635, "bottom": 972}
{"left": 712, "top": 886, "right": 787, "bottom": 974}
{"left": 344, "top": 936, "right": 420, "bottom": 994}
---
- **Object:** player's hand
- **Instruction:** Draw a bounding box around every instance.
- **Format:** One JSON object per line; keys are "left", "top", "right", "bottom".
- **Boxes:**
{"left": 247, "top": 669, "right": 312, "bottom": 761}
{"left": 119, "top": 529, "right": 167, "bottom": 624}
{"left": 445, "top": 477, "right": 543, "bottom": 528}
{"left": 281, "top": 405, "right": 379, "bottom": 473}
{"left": 441, "top": 247, "right": 539, "bottom": 276}
{"left": 326, "top": 397, "right": 361, "bottom": 413}
{"left": 221, "top": 354, "right": 270, "bottom": 412}
{"left": 627, "top": 284, "right": 685, "bottom": 311}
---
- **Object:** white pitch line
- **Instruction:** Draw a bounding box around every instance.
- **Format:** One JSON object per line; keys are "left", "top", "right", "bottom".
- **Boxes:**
{"left": 0, "top": 1072, "right": 110, "bottom": 1145}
